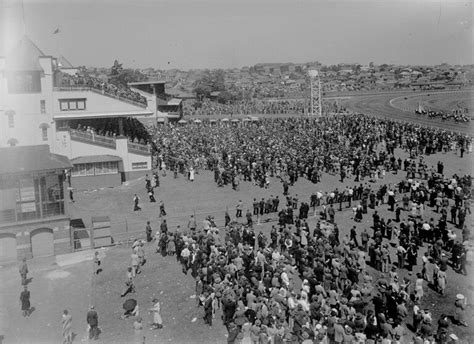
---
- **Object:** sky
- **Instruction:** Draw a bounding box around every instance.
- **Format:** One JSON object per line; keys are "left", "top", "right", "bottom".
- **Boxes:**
{"left": 1, "top": 0, "right": 472, "bottom": 69}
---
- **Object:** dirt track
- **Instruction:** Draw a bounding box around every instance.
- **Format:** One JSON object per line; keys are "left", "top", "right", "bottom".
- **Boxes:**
{"left": 342, "top": 91, "right": 473, "bottom": 135}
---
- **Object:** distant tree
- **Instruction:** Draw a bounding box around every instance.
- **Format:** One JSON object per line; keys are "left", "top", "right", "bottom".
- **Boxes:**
{"left": 193, "top": 69, "right": 227, "bottom": 99}
{"left": 109, "top": 68, "right": 147, "bottom": 88}
{"left": 217, "top": 90, "right": 233, "bottom": 104}
{"left": 111, "top": 60, "right": 123, "bottom": 76}
{"left": 289, "top": 72, "right": 299, "bottom": 80}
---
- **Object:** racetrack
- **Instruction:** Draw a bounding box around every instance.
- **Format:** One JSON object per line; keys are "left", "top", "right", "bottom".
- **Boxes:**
{"left": 343, "top": 91, "right": 473, "bottom": 135}
{"left": 390, "top": 90, "right": 472, "bottom": 113}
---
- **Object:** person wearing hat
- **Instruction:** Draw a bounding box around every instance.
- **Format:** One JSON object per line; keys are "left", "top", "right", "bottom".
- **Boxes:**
{"left": 61, "top": 309, "right": 73, "bottom": 344}
{"left": 132, "top": 316, "right": 145, "bottom": 344}
{"left": 448, "top": 333, "right": 459, "bottom": 343}
{"left": 453, "top": 294, "right": 467, "bottom": 326}
{"left": 19, "top": 285, "right": 31, "bottom": 317}
{"left": 226, "top": 321, "right": 241, "bottom": 344}
{"left": 86, "top": 305, "right": 99, "bottom": 340}
{"left": 343, "top": 325, "right": 354, "bottom": 343}
{"left": 249, "top": 319, "right": 261, "bottom": 344}
{"left": 333, "top": 318, "right": 345, "bottom": 344}
{"left": 420, "top": 316, "right": 433, "bottom": 339}
{"left": 149, "top": 298, "right": 163, "bottom": 329}
{"left": 19, "top": 258, "right": 28, "bottom": 286}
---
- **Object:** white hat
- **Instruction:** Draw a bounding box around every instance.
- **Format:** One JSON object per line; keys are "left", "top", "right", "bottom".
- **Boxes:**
{"left": 456, "top": 294, "right": 464, "bottom": 300}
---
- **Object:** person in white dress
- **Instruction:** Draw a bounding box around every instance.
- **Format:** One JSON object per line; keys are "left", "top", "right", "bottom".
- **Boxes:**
{"left": 149, "top": 298, "right": 163, "bottom": 329}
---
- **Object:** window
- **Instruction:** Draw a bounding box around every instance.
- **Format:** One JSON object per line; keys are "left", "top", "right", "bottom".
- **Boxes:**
{"left": 95, "top": 161, "right": 118, "bottom": 175}
{"left": 72, "top": 164, "right": 86, "bottom": 177}
{"left": 85, "top": 163, "right": 94, "bottom": 176}
{"left": 59, "top": 98, "right": 87, "bottom": 111}
{"left": 7, "top": 113, "right": 14, "bottom": 128}
{"left": 40, "top": 100, "right": 46, "bottom": 114}
{"left": 132, "top": 162, "right": 148, "bottom": 170}
{"left": 42, "top": 127, "right": 48, "bottom": 141}
{"left": 71, "top": 162, "right": 118, "bottom": 177}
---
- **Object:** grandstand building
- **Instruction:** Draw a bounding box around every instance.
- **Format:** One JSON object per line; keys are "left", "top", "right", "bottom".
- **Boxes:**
{"left": 0, "top": 36, "right": 157, "bottom": 190}
{"left": 0, "top": 36, "right": 174, "bottom": 261}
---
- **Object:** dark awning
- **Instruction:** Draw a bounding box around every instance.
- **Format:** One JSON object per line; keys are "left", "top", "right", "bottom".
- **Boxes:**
{"left": 0, "top": 145, "right": 71, "bottom": 175}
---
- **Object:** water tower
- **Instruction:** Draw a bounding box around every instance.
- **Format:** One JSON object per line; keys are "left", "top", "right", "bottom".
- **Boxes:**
{"left": 308, "top": 69, "right": 322, "bottom": 116}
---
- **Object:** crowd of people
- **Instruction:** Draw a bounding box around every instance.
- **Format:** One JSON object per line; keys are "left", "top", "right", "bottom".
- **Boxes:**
{"left": 64, "top": 119, "right": 152, "bottom": 145}
{"left": 184, "top": 99, "right": 348, "bottom": 117}
{"left": 142, "top": 160, "right": 471, "bottom": 343}
{"left": 59, "top": 73, "right": 147, "bottom": 105}
{"left": 152, "top": 115, "right": 471, "bottom": 191}
{"left": 138, "top": 114, "right": 472, "bottom": 343}
{"left": 16, "top": 112, "right": 472, "bottom": 343}
{"left": 414, "top": 109, "right": 471, "bottom": 123}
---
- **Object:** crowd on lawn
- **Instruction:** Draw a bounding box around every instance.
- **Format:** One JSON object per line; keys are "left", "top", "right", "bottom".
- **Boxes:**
{"left": 145, "top": 166, "right": 471, "bottom": 343}
{"left": 15, "top": 114, "right": 471, "bottom": 343}
{"left": 184, "top": 99, "right": 348, "bottom": 116}
{"left": 152, "top": 114, "right": 471, "bottom": 191}
{"left": 59, "top": 73, "right": 147, "bottom": 105}
{"left": 136, "top": 115, "right": 472, "bottom": 343}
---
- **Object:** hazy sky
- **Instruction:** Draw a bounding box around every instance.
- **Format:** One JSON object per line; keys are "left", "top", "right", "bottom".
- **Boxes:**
{"left": 1, "top": 0, "right": 472, "bottom": 69}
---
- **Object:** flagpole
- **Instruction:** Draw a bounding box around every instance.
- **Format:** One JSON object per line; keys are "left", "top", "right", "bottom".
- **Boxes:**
{"left": 21, "top": 0, "right": 27, "bottom": 35}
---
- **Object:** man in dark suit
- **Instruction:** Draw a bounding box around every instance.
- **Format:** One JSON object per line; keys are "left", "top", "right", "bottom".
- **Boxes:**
{"left": 253, "top": 198, "right": 259, "bottom": 215}
{"left": 87, "top": 305, "right": 99, "bottom": 340}
{"left": 259, "top": 198, "right": 265, "bottom": 216}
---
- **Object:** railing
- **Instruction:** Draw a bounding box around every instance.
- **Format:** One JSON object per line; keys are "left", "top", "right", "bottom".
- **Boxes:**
{"left": 54, "top": 86, "right": 147, "bottom": 109}
{"left": 127, "top": 141, "right": 150, "bottom": 155}
{"left": 70, "top": 129, "right": 117, "bottom": 149}
{"left": 0, "top": 201, "right": 65, "bottom": 226}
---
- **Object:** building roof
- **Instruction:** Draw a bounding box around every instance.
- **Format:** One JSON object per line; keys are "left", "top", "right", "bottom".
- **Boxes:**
{"left": 5, "top": 35, "right": 46, "bottom": 72}
{"left": 0, "top": 145, "right": 71, "bottom": 175}
{"left": 165, "top": 87, "right": 195, "bottom": 98}
{"left": 167, "top": 98, "right": 182, "bottom": 106}
{"left": 58, "top": 55, "right": 75, "bottom": 69}
{"left": 53, "top": 109, "right": 153, "bottom": 120}
{"left": 70, "top": 155, "right": 122, "bottom": 164}
{"left": 128, "top": 80, "right": 167, "bottom": 86}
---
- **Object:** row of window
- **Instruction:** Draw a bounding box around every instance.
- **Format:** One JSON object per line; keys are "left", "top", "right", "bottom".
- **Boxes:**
{"left": 72, "top": 161, "right": 119, "bottom": 177}
{"left": 60, "top": 99, "right": 86, "bottom": 111}
{"left": 132, "top": 162, "right": 148, "bottom": 169}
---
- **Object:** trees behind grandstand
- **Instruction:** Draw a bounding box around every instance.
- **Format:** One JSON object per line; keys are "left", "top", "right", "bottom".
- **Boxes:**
{"left": 193, "top": 69, "right": 243, "bottom": 105}
{"left": 108, "top": 59, "right": 147, "bottom": 88}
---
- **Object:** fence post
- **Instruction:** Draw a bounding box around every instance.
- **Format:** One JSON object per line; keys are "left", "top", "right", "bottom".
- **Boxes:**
{"left": 90, "top": 224, "right": 95, "bottom": 249}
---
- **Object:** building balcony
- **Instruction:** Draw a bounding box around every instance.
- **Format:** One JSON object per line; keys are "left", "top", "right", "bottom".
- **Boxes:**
{"left": 127, "top": 141, "right": 151, "bottom": 156}
{"left": 69, "top": 129, "right": 117, "bottom": 149}
{"left": 54, "top": 86, "right": 147, "bottom": 109}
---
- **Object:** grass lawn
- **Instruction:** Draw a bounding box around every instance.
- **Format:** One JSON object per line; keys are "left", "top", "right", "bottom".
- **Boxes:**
{"left": 69, "top": 147, "right": 473, "bottom": 343}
